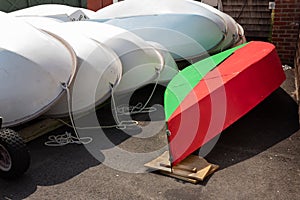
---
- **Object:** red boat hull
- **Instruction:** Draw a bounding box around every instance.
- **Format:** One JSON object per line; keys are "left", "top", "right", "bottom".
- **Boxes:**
{"left": 167, "top": 42, "right": 286, "bottom": 166}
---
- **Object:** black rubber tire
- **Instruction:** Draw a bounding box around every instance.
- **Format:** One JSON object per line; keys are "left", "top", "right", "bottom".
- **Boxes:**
{"left": 0, "top": 128, "right": 30, "bottom": 179}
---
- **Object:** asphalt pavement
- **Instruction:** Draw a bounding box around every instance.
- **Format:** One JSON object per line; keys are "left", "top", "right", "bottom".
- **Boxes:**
{"left": 0, "top": 69, "right": 299, "bottom": 200}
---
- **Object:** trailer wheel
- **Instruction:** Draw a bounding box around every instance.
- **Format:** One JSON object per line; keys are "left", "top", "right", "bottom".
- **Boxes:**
{"left": 0, "top": 128, "right": 30, "bottom": 179}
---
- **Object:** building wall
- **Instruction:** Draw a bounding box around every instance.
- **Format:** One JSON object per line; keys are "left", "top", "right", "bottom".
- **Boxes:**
{"left": 204, "top": 0, "right": 299, "bottom": 66}
{"left": 295, "top": 33, "right": 300, "bottom": 104}
{"left": 272, "top": 0, "right": 300, "bottom": 66}
{"left": 87, "top": 0, "right": 113, "bottom": 11}
{"left": 221, "top": 0, "right": 272, "bottom": 40}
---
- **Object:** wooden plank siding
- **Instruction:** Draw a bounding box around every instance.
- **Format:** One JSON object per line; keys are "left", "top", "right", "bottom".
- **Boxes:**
{"left": 221, "top": 0, "right": 272, "bottom": 40}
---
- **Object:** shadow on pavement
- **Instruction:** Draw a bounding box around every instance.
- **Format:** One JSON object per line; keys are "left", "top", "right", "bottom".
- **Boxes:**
{"left": 0, "top": 126, "right": 102, "bottom": 199}
{"left": 0, "top": 86, "right": 298, "bottom": 198}
{"left": 205, "top": 88, "right": 299, "bottom": 169}
{"left": 0, "top": 84, "right": 166, "bottom": 199}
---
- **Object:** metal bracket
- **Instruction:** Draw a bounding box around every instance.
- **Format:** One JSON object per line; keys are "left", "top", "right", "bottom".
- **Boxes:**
{"left": 169, "top": 155, "right": 173, "bottom": 163}
{"left": 166, "top": 130, "right": 171, "bottom": 137}
{"left": 269, "top": 2, "right": 276, "bottom": 10}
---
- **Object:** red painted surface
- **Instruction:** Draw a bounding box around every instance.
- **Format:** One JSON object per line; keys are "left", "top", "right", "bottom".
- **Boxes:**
{"left": 103, "top": 0, "right": 114, "bottom": 7}
{"left": 167, "top": 42, "right": 286, "bottom": 166}
{"left": 87, "top": 0, "right": 113, "bottom": 11}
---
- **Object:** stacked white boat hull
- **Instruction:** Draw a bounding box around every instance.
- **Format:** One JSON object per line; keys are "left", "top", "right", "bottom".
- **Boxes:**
{"left": 91, "top": 0, "right": 244, "bottom": 61}
{"left": 19, "top": 16, "right": 123, "bottom": 117}
{"left": 0, "top": 12, "right": 76, "bottom": 126}
{"left": 1, "top": 0, "right": 245, "bottom": 126}
{"left": 9, "top": 4, "right": 95, "bottom": 21}
{"left": 60, "top": 21, "right": 178, "bottom": 93}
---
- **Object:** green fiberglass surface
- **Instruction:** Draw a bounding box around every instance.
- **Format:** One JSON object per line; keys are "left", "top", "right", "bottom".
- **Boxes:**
{"left": 164, "top": 43, "right": 247, "bottom": 121}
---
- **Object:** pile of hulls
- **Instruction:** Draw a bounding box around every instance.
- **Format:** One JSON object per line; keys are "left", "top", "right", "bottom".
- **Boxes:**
{"left": 0, "top": 0, "right": 287, "bottom": 169}
{"left": 0, "top": 0, "right": 246, "bottom": 127}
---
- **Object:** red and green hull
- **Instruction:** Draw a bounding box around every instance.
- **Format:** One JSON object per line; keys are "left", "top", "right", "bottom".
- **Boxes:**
{"left": 165, "top": 41, "right": 286, "bottom": 166}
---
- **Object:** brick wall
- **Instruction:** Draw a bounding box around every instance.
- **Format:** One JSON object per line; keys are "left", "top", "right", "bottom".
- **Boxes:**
{"left": 87, "top": 0, "right": 113, "bottom": 11}
{"left": 295, "top": 32, "right": 300, "bottom": 104}
{"left": 272, "top": 0, "right": 300, "bottom": 66}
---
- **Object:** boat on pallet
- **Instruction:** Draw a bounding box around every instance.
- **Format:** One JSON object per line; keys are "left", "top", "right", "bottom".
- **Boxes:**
{"left": 164, "top": 41, "right": 286, "bottom": 165}
{"left": 91, "top": 0, "right": 244, "bottom": 61}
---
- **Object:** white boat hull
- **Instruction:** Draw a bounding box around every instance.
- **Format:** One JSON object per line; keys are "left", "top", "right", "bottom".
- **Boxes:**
{"left": 9, "top": 4, "right": 95, "bottom": 21}
{"left": 0, "top": 13, "right": 76, "bottom": 127}
{"left": 19, "top": 16, "right": 123, "bottom": 117}
{"left": 147, "top": 42, "right": 179, "bottom": 84}
{"left": 97, "top": 14, "right": 225, "bottom": 60}
{"left": 91, "top": 0, "right": 243, "bottom": 60}
{"left": 63, "top": 21, "right": 175, "bottom": 93}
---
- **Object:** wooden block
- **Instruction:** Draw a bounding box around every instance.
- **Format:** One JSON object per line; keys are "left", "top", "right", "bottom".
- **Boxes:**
{"left": 187, "top": 165, "right": 212, "bottom": 181}
{"left": 160, "top": 171, "right": 199, "bottom": 184}
{"left": 144, "top": 151, "right": 172, "bottom": 173}
{"left": 144, "top": 151, "right": 219, "bottom": 183}
{"left": 207, "top": 164, "right": 219, "bottom": 176}
{"left": 164, "top": 163, "right": 197, "bottom": 173}
{"left": 18, "top": 118, "right": 65, "bottom": 143}
{"left": 171, "top": 165, "right": 212, "bottom": 181}
{"left": 175, "top": 154, "right": 212, "bottom": 171}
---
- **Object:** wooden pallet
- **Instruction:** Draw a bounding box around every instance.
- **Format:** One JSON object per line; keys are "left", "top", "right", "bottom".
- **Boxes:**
{"left": 145, "top": 151, "right": 219, "bottom": 184}
{"left": 17, "top": 118, "right": 66, "bottom": 143}
{"left": 16, "top": 100, "right": 111, "bottom": 143}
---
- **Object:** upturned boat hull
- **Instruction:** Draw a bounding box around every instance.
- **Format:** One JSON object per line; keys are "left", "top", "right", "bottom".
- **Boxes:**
{"left": 19, "top": 16, "right": 123, "bottom": 117}
{"left": 91, "top": 0, "right": 243, "bottom": 61}
{"left": 9, "top": 4, "right": 95, "bottom": 21}
{"left": 165, "top": 42, "right": 286, "bottom": 165}
{"left": 62, "top": 21, "right": 178, "bottom": 93}
{"left": 0, "top": 13, "right": 76, "bottom": 126}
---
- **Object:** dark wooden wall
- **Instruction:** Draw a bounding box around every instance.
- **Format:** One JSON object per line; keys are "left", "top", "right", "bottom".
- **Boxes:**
{"left": 221, "top": 0, "right": 272, "bottom": 40}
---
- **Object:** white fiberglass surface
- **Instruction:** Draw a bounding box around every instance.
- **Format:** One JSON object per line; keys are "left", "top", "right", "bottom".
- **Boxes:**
{"left": 63, "top": 21, "right": 165, "bottom": 93}
{"left": 0, "top": 12, "right": 76, "bottom": 126}
{"left": 100, "top": 14, "right": 224, "bottom": 60}
{"left": 19, "top": 16, "right": 122, "bottom": 117}
{"left": 9, "top": 4, "right": 95, "bottom": 20}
